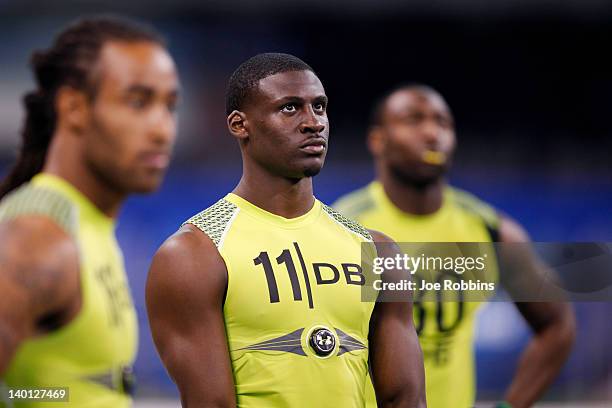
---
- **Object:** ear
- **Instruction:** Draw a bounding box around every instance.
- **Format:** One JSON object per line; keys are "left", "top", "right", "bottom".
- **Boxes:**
{"left": 55, "top": 86, "right": 90, "bottom": 136}
{"left": 227, "top": 110, "right": 249, "bottom": 141}
{"left": 367, "top": 126, "right": 385, "bottom": 157}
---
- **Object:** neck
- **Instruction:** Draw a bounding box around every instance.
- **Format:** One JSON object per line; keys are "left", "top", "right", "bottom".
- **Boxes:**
{"left": 377, "top": 163, "right": 445, "bottom": 215}
{"left": 233, "top": 158, "right": 315, "bottom": 219}
{"left": 43, "top": 131, "right": 125, "bottom": 218}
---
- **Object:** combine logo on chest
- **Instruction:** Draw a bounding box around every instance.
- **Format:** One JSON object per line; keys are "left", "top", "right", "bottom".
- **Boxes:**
{"left": 309, "top": 327, "right": 336, "bottom": 357}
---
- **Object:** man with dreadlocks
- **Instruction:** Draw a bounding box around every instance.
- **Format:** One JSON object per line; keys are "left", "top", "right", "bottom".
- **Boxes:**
{"left": 0, "top": 15, "right": 178, "bottom": 407}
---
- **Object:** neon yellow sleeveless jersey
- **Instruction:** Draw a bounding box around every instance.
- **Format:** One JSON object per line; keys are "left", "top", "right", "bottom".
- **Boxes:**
{"left": 333, "top": 181, "right": 500, "bottom": 408}
{"left": 0, "top": 174, "right": 137, "bottom": 408}
{"left": 185, "top": 193, "right": 376, "bottom": 407}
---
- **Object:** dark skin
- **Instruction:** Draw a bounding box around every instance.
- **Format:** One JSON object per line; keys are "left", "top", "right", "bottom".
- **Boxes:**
{"left": 147, "top": 70, "right": 426, "bottom": 407}
{"left": 0, "top": 216, "right": 80, "bottom": 374}
{"left": 0, "top": 40, "right": 179, "bottom": 374}
{"left": 48, "top": 41, "right": 179, "bottom": 216}
{"left": 369, "top": 86, "right": 576, "bottom": 407}
{"left": 369, "top": 230, "right": 427, "bottom": 407}
{"left": 232, "top": 70, "right": 329, "bottom": 217}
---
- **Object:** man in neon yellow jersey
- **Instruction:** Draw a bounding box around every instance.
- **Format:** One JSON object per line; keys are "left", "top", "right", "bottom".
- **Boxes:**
{"left": 147, "top": 53, "right": 426, "bottom": 407}
{"left": 0, "top": 16, "right": 179, "bottom": 407}
{"left": 334, "top": 84, "right": 576, "bottom": 408}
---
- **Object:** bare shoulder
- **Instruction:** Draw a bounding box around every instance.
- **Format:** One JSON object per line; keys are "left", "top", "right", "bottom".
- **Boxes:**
{"left": 146, "top": 223, "right": 227, "bottom": 311}
{"left": 0, "top": 215, "right": 80, "bottom": 317}
{"left": 498, "top": 215, "right": 531, "bottom": 243}
{"left": 367, "top": 229, "right": 394, "bottom": 243}
{"left": 367, "top": 229, "right": 402, "bottom": 258}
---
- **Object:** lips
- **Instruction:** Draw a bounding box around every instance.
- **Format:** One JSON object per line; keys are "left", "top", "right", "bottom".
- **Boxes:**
{"left": 140, "top": 151, "right": 170, "bottom": 170}
{"left": 300, "top": 138, "right": 327, "bottom": 155}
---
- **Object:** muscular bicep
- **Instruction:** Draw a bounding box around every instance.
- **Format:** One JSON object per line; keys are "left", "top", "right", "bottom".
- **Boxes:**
{"left": 498, "top": 215, "right": 570, "bottom": 300}
{"left": 146, "top": 226, "right": 235, "bottom": 407}
{"left": 498, "top": 216, "right": 562, "bottom": 300}
{"left": 498, "top": 216, "right": 575, "bottom": 336}
{"left": 0, "top": 244, "right": 32, "bottom": 373}
{"left": 0, "top": 216, "right": 80, "bottom": 373}
{"left": 368, "top": 230, "right": 426, "bottom": 407}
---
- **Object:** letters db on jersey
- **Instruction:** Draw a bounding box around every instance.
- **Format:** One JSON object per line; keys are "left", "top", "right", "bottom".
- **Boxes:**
{"left": 252, "top": 242, "right": 366, "bottom": 309}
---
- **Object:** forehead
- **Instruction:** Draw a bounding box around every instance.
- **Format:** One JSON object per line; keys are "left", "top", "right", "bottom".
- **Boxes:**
{"left": 255, "top": 70, "right": 325, "bottom": 102}
{"left": 95, "top": 41, "right": 178, "bottom": 91}
{"left": 384, "top": 89, "right": 451, "bottom": 118}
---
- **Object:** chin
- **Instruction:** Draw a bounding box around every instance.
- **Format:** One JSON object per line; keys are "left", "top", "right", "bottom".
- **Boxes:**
{"left": 135, "top": 185, "right": 161, "bottom": 194}
{"left": 128, "top": 176, "right": 165, "bottom": 194}
{"left": 299, "top": 155, "right": 326, "bottom": 178}
{"left": 391, "top": 164, "right": 446, "bottom": 187}
{"left": 303, "top": 163, "right": 324, "bottom": 178}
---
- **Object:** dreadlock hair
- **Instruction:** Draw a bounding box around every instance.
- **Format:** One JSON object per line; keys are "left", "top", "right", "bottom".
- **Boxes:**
{"left": 0, "top": 15, "right": 164, "bottom": 198}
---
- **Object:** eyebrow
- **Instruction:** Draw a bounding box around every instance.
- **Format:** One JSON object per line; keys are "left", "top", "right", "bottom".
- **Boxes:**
{"left": 125, "top": 84, "right": 153, "bottom": 94}
{"left": 125, "top": 84, "right": 180, "bottom": 98}
{"left": 313, "top": 95, "right": 328, "bottom": 104}
{"left": 274, "top": 95, "right": 328, "bottom": 104}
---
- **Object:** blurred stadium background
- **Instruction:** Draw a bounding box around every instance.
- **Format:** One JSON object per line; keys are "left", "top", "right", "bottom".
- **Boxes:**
{"left": 1, "top": 0, "right": 611, "bottom": 405}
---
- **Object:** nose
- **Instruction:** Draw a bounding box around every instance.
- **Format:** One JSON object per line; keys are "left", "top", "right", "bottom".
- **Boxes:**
{"left": 421, "top": 119, "right": 442, "bottom": 148}
{"left": 299, "top": 106, "right": 326, "bottom": 134}
{"left": 150, "top": 106, "right": 176, "bottom": 146}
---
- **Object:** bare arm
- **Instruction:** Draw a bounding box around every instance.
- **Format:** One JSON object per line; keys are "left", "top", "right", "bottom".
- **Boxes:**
{"left": 0, "top": 216, "right": 80, "bottom": 374}
{"left": 146, "top": 225, "right": 236, "bottom": 408}
{"left": 499, "top": 216, "right": 576, "bottom": 408}
{"left": 368, "top": 230, "right": 426, "bottom": 408}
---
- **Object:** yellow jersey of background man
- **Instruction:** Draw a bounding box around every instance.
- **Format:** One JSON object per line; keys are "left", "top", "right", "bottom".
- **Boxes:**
{"left": 334, "top": 180, "right": 500, "bottom": 408}
{"left": 0, "top": 174, "right": 137, "bottom": 408}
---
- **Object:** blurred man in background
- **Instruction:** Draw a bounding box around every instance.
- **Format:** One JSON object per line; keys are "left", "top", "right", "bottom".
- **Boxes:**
{"left": 334, "top": 84, "right": 576, "bottom": 408}
{"left": 147, "top": 53, "right": 426, "bottom": 407}
{"left": 0, "top": 16, "right": 178, "bottom": 407}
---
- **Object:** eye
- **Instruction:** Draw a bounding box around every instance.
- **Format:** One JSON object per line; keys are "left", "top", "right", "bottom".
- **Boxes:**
{"left": 313, "top": 102, "right": 325, "bottom": 112}
{"left": 167, "top": 99, "right": 179, "bottom": 113}
{"left": 127, "top": 95, "right": 149, "bottom": 110}
{"left": 437, "top": 116, "right": 453, "bottom": 128}
{"left": 281, "top": 103, "right": 297, "bottom": 113}
{"left": 403, "top": 114, "right": 424, "bottom": 125}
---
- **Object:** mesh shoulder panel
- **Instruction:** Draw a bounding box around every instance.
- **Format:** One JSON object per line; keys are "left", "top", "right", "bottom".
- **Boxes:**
{"left": 322, "top": 203, "right": 372, "bottom": 241}
{"left": 182, "top": 199, "right": 239, "bottom": 247}
{"left": 0, "top": 184, "right": 77, "bottom": 235}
